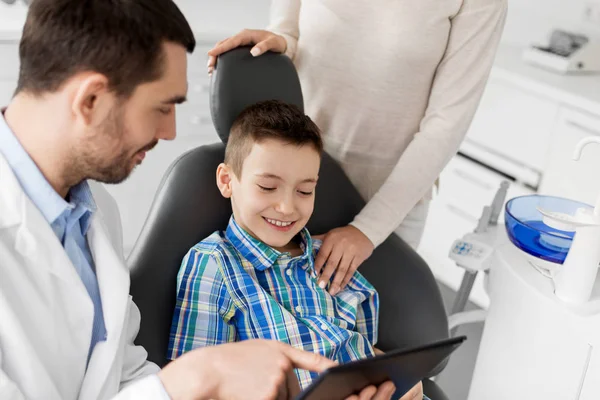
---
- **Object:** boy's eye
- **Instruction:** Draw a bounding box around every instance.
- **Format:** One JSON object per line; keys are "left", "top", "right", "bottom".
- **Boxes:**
{"left": 258, "top": 184, "right": 276, "bottom": 192}
{"left": 298, "top": 190, "right": 313, "bottom": 196}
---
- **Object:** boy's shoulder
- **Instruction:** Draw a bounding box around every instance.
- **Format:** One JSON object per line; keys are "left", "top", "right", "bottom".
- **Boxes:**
{"left": 188, "top": 230, "right": 242, "bottom": 264}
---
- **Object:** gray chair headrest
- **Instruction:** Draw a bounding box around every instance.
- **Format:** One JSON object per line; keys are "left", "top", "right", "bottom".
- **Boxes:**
{"left": 209, "top": 46, "right": 304, "bottom": 144}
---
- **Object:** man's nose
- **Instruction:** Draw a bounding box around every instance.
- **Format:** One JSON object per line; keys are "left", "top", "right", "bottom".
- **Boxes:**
{"left": 157, "top": 110, "right": 177, "bottom": 141}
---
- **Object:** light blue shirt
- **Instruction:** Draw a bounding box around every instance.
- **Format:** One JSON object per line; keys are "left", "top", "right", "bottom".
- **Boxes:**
{"left": 0, "top": 113, "right": 106, "bottom": 365}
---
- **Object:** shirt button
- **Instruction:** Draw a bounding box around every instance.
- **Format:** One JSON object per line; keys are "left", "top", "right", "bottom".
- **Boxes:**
{"left": 295, "top": 305, "right": 302, "bottom": 313}
{"left": 286, "top": 269, "right": 293, "bottom": 276}
{"left": 320, "top": 323, "right": 328, "bottom": 331}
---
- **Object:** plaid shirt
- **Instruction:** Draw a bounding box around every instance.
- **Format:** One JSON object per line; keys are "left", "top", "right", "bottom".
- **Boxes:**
{"left": 168, "top": 216, "right": 379, "bottom": 389}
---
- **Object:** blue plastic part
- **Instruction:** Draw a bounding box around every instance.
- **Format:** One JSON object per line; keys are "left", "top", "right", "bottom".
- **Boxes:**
{"left": 504, "top": 195, "right": 593, "bottom": 264}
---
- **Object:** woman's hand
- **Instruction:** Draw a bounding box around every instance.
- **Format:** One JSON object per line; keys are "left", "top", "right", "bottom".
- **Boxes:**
{"left": 207, "top": 29, "right": 287, "bottom": 74}
{"left": 314, "top": 225, "right": 374, "bottom": 296}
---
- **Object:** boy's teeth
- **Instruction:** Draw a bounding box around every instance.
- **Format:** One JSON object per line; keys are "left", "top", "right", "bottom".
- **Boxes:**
{"left": 267, "top": 218, "right": 292, "bottom": 227}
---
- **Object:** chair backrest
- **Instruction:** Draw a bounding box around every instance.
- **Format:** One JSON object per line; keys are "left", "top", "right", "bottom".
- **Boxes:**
{"left": 128, "top": 47, "right": 449, "bottom": 369}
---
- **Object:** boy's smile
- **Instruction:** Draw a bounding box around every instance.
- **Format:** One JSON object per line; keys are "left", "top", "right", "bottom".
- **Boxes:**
{"left": 217, "top": 138, "right": 320, "bottom": 253}
{"left": 264, "top": 217, "right": 296, "bottom": 231}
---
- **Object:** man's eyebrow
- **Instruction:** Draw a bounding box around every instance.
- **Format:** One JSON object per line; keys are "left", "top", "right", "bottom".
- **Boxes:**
{"left": 162, "top": 95, "right": 187, "bottom": 105}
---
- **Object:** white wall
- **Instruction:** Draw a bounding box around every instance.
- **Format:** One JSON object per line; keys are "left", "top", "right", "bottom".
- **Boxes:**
{"left": 0, "top": 3, "right": 27, "bottom": 33}
{"left": 0, "top": 1, "right": 271, "bottom": 38}
{"left": 4, "top": 0, "right": 600, "bottom": 46}
{"left": 175, "top": 0, "right": 270, "bottom": 37}
{"left": 501, "top": 0, "right": 600, "bottom": 47}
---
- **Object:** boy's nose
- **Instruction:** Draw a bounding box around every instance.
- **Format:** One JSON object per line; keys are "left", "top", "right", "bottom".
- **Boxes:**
{"left": 275, "top": 195, "right": 295, "bottom": 215}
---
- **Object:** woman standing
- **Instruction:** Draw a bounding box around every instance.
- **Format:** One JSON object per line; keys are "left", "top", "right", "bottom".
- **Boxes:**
{"left": 208, "top": 0, "right": 507, "bottom": 296}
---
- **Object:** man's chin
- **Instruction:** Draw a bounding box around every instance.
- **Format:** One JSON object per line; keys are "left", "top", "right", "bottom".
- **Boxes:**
{"left": 92, "top": 165, "right": 135, "bottom": 185}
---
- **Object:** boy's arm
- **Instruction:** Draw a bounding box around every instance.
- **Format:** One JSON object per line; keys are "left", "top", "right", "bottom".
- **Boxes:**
{"left": 168, "top": 248, "right": 237, "bottom": 360}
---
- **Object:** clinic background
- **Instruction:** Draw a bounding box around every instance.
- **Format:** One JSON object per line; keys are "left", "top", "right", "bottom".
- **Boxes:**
{"left": 2, "top": 0, "right": 600, "bottom": 257}
{"left": 2, "top": 1, "right": 600, "bottom": 398}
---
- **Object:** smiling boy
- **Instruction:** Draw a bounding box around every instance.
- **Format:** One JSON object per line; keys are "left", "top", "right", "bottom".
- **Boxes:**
{"left": 167, "top": 100, "right": 379, "bottom": 389}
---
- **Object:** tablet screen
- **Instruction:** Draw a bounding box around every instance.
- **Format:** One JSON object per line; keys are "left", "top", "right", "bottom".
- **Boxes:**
{"left": 296, "top": 336, "right": 466, "bottom": 400}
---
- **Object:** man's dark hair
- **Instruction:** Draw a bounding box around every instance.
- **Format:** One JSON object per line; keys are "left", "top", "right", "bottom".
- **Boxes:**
{"left": 225, "top": 100, "right": 323, "bottom": 177}
{"left": 16, "top": 0, "right": 195, "bottom": 97}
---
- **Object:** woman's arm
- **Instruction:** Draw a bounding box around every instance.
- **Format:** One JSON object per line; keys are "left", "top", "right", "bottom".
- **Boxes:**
{"left": 206, "top": 0, "right": 301, "bottom": 71}
{"left": 266, "top": 0, "right": 301, "bottom": 59}
{"left": 351, "top": 0, "right": 508, "bottom": 247}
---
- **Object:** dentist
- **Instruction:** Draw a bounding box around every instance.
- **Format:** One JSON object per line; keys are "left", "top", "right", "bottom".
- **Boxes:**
{"left": 0, "top": 0, "right": 349, "bottom": 399}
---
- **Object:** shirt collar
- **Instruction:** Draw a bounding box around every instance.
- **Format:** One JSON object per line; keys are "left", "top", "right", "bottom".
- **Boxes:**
{"left": 225, "top": 216, "right": 314, "bottom": 272}
{"left": 68, "top": 181, "right": 97, "bottom": 234}
{"left": 0, "top": 110, "right": 96, "bottom": 229}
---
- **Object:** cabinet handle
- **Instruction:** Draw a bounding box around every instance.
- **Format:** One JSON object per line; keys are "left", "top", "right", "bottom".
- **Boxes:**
{"left": 452, "top": 168, "right": 494, "bottom": 190}
{"left": 566, "top": 119, "right": 600, "bottom": 137}
{"left": 446, "top": 203, "right": 478, "bottom": 223}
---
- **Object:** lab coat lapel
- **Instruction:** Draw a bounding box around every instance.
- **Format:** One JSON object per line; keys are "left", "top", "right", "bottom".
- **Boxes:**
{"left": 79, "top": 214, "right": 129, "bottom": 398}
{"left": 0, "top": 152, "right": 93, "bottom": 396}
{"left": 0, "top": 153, "right": 90, "bottom": 294}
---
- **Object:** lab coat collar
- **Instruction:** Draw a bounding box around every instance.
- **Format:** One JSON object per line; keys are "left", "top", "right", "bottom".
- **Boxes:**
{"left": 0, "top": 150, "right": 87, "bottom": 291}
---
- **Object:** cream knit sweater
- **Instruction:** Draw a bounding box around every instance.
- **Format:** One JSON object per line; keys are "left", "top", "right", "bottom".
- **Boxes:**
{"left": 268, "top": 0, "right": 508, "bottom": 247}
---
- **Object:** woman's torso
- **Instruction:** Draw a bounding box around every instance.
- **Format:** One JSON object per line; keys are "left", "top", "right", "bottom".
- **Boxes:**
{"left": 294, "top": 0, "right": 462, "bottom": 199}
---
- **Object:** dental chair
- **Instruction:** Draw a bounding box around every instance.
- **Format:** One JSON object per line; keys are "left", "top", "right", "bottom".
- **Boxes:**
{"left": 128, "top": 47, "right": 452, "bottom": 400}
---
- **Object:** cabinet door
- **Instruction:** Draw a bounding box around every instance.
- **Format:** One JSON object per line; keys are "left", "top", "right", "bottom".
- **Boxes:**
{"left": 0, "top": 80, "right": 17, "bottom": 106}
{"left": 539, "top": 107, "right": 600, "bottom": 207}
{"left": 465, "top": 76, "right": 559, "bottom": 172}
{"left": 0, "top": 41, "right": 19, "bottom": 80}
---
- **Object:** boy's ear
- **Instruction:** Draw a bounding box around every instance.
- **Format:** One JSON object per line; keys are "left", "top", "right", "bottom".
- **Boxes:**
{"left": 216, "top": 163, "right": 233, "bottom": 198}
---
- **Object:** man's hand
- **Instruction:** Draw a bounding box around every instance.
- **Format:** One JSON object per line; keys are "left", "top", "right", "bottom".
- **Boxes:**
{"left": 158, "top": 339, "right": 336, "bottom": 400}
{"left": 314, "top": 225, "right": 374, "bottom": 296}
{"left": 207, "top": 29, "right": 287, "bottom": 74}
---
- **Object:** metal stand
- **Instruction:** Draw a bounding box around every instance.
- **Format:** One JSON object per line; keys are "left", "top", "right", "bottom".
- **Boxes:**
{"left": 448, "top": 181, "right": 509, "bottom": 335}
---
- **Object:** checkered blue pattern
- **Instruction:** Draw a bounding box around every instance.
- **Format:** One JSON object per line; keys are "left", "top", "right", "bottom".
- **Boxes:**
{"left": 168, "top": 217, "right": 379, "bottom": 389}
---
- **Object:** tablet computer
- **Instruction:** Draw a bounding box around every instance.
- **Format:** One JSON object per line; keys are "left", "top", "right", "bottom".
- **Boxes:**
{"left": 296, "top": 336, "right": 466, "bottom": 400}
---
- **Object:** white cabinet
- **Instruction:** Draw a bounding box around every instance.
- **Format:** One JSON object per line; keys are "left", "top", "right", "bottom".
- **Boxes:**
{"left": 0, "top": 40, "right": 19, "bottom": 80}
{"left": 465, "top": 76, "right": 559, "bottom": 173}
{"left": 0, "top": 80, "right": 16, "bottom": 106}
{"left": 539, "top": 107, "right": 600, "bottom": 206}
{"left": 0, "top": 41, "right": 19, "bottom": 106}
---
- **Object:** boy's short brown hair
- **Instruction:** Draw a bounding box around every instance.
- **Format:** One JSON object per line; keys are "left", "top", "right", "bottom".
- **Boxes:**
{"left": 225, "top": 100, "right": 323, "bottom": 177}
{"left": 16, "top": 0, "right": 195, "bottom": 98}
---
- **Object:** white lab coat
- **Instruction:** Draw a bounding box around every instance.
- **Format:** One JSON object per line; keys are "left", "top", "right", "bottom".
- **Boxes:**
{"left": 0, "top": 151, "right": 168, "bottom": 400}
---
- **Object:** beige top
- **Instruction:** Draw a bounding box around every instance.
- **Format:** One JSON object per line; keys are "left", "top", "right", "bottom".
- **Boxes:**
{"left": 268, "top": 0, "right": 508, "bottom": 247}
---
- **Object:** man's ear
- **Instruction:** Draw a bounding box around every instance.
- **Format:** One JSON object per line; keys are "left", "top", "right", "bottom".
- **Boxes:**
{"left": 71, "top": 73, "right": 112, "bottom": 127}
{"left": 216, "top": 163, "right": 234, "bottom": 198}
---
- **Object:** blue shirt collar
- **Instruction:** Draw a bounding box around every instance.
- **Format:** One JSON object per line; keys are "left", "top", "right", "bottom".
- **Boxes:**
{"left": 225, "top": 216, "right": 314, "bottom": 272}
{"left": 0, "top": 110, "right": 96, "bottom": 231}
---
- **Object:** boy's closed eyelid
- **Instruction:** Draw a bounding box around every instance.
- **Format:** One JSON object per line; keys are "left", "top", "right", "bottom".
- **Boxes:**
{"left": 257, "top": 184, "right": 276, "bottom": 191}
